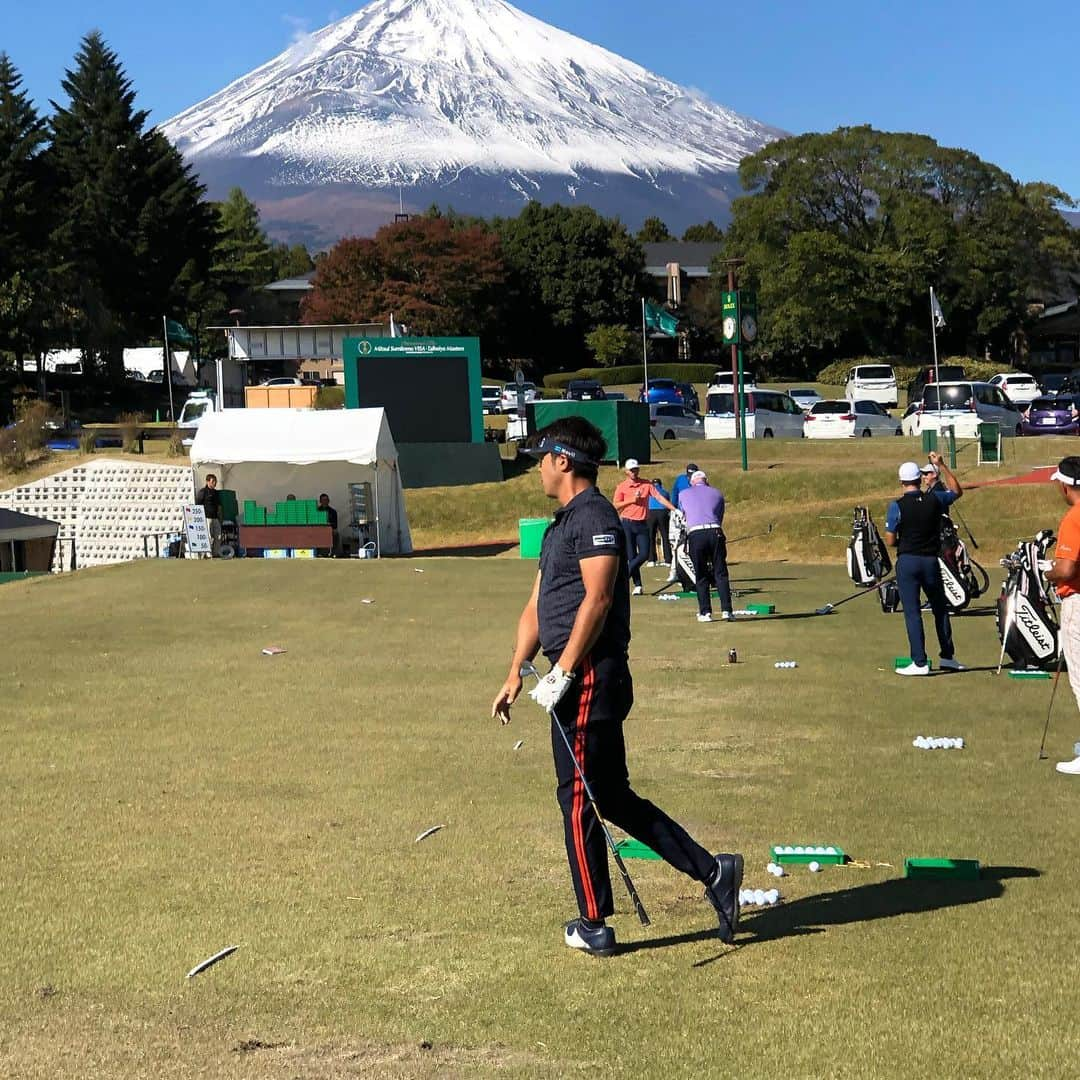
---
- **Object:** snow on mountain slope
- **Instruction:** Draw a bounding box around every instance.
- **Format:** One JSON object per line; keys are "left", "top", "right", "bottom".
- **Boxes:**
{"left": 162, "top": 0, "right": 780, "bottom": 240}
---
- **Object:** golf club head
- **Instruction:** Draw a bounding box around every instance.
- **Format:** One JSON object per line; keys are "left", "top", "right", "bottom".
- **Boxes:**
{"left": 1038, "top": 750, "right": 1049, "bottom": 760}
{"left": 519, "top": 661, "right": 540, "bottom": 681}
{"left": 815, "top": 604, "right": 834, "bottom": 615}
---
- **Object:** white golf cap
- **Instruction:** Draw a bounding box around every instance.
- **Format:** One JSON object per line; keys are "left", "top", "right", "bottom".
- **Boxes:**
{"left": 920, "top": 462, "right": 938, "bottom": 474}
{"left": 898, "top": 461, "right": 922, "bottom": 483}
{"left": 690, "top": 470, "right": 707, "bottom": 484}
{"left": 623, "top": 458, "right": 640, "bottom": 471}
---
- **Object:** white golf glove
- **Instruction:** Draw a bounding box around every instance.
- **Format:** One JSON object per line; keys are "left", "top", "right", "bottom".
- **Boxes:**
{"left": 528, "top": 665, "right": 575, "bottom": 710}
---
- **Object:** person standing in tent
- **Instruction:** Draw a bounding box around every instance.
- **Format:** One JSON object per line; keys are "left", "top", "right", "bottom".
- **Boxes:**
{"left": 195, "top": 473, "right": 222, "bottom": 557}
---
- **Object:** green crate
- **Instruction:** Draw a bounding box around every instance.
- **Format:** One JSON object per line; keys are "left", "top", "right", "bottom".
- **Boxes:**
{"left": 747, "top": 603, "right": 775, "bottom": 614}
{"left": 895, "top": 657, "right": 932, "bottom": 669}
{"left": 904, "top": 858, "right": 980, "bottom": 881}
{"left": 615, "top": 839, "right": 662, "bottom": 861}
{"left": 771, "top": 845, "right": 846, "bottom": 865}
{"left": 245, "top": 508, "right": 266, "bottom": 525}
{"left": 314, "top": 510, "right": 328, "bottom": 524}
{"left": 1008, "top": 669, "right": 1051, "bottom": 680}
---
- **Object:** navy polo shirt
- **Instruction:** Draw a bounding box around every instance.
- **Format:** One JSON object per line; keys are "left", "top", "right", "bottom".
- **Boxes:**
{"left": 538, "top": 486, "right": 631, "bottom": 663}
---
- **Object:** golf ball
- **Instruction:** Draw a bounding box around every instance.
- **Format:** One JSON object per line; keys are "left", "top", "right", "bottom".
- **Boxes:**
{"left": 754, "top": 889, "right": 766, "bottom": 905}
{"left": 766, "top": 889, "right": 779, "bottom": 904}
{"left": 808, "top": 861, "right": 821, "bottom": 873}
{"left": 825, "top": 847, "right": 836, "bottom": 855}
{"left": 794, "top": 846, "right": 804, "bottom": 854}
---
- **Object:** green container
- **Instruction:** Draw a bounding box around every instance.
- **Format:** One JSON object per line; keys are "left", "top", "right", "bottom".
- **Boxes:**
{"left": 747, "top": 603, "right": 775, "bottom": 614}
{"left": 315, "top": 510, "right": 328, "bottom": 524}
{"left": 921, "top": 430, "right": 938, "bottom": 453}
{"left": 245, "top": 508, "right": 266, "bottom": 525}
{"left": 771, "top": 845, "right": 846, "bottom": 865}
{"left": 218, "top": 489, "right": 239, "bottom": 523}
{"left": 904, "top": 858, "right": 981, "bottom": 881}
{"left": 519, "top": 517, "right": 551, "bottom": 559}
{"left": 1008, "top": 669, "right": 1051, "bottom": 679}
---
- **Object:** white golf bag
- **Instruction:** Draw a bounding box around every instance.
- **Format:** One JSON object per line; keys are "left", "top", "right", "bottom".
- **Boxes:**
{"left": 669, "top": 514, "right": 697, "bottom": 589}
{"left": 847, "top": 506, "right": 892, "bottom": 586}
{"left": 938, "top": 516, "right": 989, "bottom": 611}
{"left": 997, "top": 531, "right": 1059, "bottom": 669}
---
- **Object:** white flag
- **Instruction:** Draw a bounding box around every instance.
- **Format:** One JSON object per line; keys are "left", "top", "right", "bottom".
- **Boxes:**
{"left": 389, "top": 313, "right": 398, "bottom": 338}
{"left": 930, "top": 290, "right": 947, "bottom": 329}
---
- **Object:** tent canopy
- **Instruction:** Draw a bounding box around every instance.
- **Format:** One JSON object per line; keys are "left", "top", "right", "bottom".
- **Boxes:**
{"left": 189, "top": 409, "right": 412, "bottom": 554}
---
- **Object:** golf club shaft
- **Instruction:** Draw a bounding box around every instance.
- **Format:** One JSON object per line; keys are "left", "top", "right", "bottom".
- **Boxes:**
{"left": 548, "top": 700, "right": 651, "bottom": 927}
{"left": 996, "top": 590, "right": 1015, "bottom": 676}
{"left": 817, "top": 577, "right": 893, "bottom": 614}
{"left": 954, "top": 508, "right": 979, "bottom": 550}
{"left": 1039, "top": 644, "right": 1066, "bottom": 759}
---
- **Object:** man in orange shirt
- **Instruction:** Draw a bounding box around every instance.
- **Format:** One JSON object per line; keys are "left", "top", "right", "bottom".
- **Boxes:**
{"left": 1044, "top": 456, "right": 1080, "bottom": 774}
{"left": 612, "top": 459, "right": 679, "bottom": 595}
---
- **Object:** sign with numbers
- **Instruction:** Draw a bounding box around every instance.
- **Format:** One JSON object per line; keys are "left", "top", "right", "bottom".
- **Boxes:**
{"left": 182, "top": 505, "right": 212, "bottom": 555}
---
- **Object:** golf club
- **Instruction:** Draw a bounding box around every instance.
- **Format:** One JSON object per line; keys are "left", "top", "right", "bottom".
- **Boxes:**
{"left": 995, "top": 590, "right": 1014, "bottom": 676}
{"left": 1038, "top": 645, "right": 1066, "bottom": 760}
{"left": 954, "top": 507, "right": 979, "bottom": 550}
{"left": 726, "top": 522, "right": 776, "bottom": 546}
{"left": 815, "top": 577, "right": 894, "bottom": 616}
{"left": 519, "top": 661, "right": 651, "bottom": 927}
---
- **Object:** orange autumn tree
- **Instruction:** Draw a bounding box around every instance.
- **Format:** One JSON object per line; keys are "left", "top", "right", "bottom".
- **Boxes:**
{"left": 301, "top": 216, "right": 506, "bottom": 336}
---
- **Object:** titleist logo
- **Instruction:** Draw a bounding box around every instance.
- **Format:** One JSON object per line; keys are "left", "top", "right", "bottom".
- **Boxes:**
{"left": 1015, "top": 599, "right": 1054, "bottom": 655}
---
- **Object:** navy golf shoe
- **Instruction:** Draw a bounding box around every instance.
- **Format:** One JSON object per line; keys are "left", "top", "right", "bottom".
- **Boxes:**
{"left": 564, "top": 918, "right": 616, "bottom": 957}
{"left": 704, "top": 852, "right": 744, "bottom": 943}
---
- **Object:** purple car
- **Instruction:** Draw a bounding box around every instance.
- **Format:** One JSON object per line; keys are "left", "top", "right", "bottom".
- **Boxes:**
{"left": 1021, "top": 395, "right": 1080, "bottom": 436}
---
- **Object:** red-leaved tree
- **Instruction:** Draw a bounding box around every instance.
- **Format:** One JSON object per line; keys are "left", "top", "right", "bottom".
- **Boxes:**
{"left": 301, "top": 217, "right": 505, "bottom": 336}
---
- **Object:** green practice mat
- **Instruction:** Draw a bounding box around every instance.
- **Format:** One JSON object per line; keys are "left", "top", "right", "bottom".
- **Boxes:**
{"left": 614, "top": 838, "right": 661, "bottom": 860}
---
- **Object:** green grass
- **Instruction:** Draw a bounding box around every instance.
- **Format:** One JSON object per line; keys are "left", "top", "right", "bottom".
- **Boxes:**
{"left": 3, "top": 558, "right": 1080, "bottom": 1076}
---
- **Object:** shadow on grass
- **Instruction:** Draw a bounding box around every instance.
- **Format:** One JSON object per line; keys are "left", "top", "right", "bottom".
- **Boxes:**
{"left": 618, "top": 866, "right": 1038, "bottom": 961}
{"left": 412, "top": 541, "right": 519, "bottom": 557}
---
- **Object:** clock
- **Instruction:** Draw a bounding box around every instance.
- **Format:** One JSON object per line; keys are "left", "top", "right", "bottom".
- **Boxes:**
{"left": 740, "top": 314, "right": 758, "bottom": 342}
{"left": 722, "top": 316, "right": 737, "bottom": 342}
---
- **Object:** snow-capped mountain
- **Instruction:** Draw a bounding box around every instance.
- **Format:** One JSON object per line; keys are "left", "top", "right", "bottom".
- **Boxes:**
{"left": 162, "top": 0, "right": 781, "bottom": 244}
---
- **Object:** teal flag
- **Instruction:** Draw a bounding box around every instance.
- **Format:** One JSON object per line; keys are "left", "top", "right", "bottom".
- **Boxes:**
{"left": 165, "top": 318, "right": 195, "bottom": 346}
{"left": 644, "top": 301, "right": 679, "bottom": 337}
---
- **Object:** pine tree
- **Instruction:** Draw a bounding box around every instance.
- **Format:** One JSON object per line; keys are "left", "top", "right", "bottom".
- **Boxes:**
{"left": 47, "top": 32, "right": 213, "bottom": 377}
{"left": 0, "top": 53, "right": 49, "bottom": 364}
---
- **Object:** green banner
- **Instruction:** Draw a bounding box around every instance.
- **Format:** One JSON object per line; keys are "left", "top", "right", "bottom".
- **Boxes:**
{"left": 165, "top": 318, "right": 194, "bottom": 346}
{"left": 643, "top": 301, "right": 679, "bottom": 338}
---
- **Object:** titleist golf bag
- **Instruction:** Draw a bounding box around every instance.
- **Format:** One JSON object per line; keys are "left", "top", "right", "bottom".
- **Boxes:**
{"left": 669, "top": 514, "right": 697, "bottom": 589}
{"left": 938, "top": 516, "right": 990, "bottom": 611}
{"left": 997, "top": 530, "right": 1059, "bottom": 669}
{"left": 847, "top": 507, "right": 892, "bottom": 586}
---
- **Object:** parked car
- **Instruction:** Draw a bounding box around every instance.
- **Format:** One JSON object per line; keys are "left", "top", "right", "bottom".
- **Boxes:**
{"left": 909, "top": 381, "right": 1022, "bottom": 438}
{"left": 1039, "top": 373, "right": 1070, "bottom": 396}
{"left": 501, "top": 382, "right": 538, "bottom": 411}
{"left": 675, "top": 382, "right": 700, "bottom": 411}
{"left": 844, "top": 364, "right": 898, "bottom": 409}
{"left": 804, "top": 399, "right": 902, "bottom": 439}
{"left": 1020, "top": 395, "right": 1080, "bottom": 436}
{"left": 638, "top": 378, "right": 683, "bottom": 406}
{"left": 989, "top": 372, "right": 1040, "bottom": 405}
{"left": 788, "top": 387, "right": 823, "bottom": 412}
{"left": 906, "top": 364, "right": 966, "bottom": 406}
{"left": 124, "top": 369, "right": 147, "bottom": 381}
{"left": 704, "top": 388, "right": 805, "bottom": 439}
{"left": 259, "top": 376, "right": 304, "bottom": 387}
{"left": 649, "top": 404, "right": 705, "bottom": 440}
{"left": 564, "top": 379, "right": 607, "bottom": 401}
{"left": 709, "top": 369, "right": 757, "bottom": 393}
{"left": 481, "top": 385, "right": 502, "bottom": 414}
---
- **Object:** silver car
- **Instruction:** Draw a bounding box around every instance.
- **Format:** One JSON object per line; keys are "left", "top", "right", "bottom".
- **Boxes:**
{"left": 650, "top": 404, "right": 705, "bottom": 440}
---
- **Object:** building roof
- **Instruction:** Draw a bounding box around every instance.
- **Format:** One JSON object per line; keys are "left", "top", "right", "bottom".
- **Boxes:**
{"left": 264, "top": 271, "right": 316, "bottom": 293}
{"left": 642, "top": 242, "right": 723, "bottom": 278}
{"left": 0, "top": 508, "right": 60, "bottom": 541}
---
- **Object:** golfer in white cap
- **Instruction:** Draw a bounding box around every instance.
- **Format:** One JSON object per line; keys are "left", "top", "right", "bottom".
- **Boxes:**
{"left": 884, "top": 461, "right": 964, "bottom": 675}
{"left": 613, "top": 459, "right": 678, "bottom": 594}
{"left": 1042, "top": 456, "right": 1080, "bottom": 773}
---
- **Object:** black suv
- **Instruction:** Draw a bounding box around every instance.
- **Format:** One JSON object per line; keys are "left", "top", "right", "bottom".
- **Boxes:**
{"left": 564, "top": 379, "right": 607, "bottom": 401}
{"left": 906, "top": 364, "right": 966, "bottom": 405}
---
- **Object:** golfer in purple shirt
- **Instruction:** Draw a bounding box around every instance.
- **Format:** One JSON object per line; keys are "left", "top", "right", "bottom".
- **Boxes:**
{"left": 678, "top": 470, "right": 734, "bottom": 623}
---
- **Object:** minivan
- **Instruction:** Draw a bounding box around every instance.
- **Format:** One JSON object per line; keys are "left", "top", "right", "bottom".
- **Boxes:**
{"left": 845, "top": 364, "right": 897, "bottom": 409}
{"left": 909, "top": 381, "right": 1022, "bottom": 438}
{"left": 704, "top": 388, "right": 806, "bottom": 439}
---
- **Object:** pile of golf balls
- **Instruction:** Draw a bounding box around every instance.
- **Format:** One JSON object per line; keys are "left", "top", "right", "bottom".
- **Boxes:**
{"left": 765, "top": 862, "right": 786, "bottom": 878}
{"left": 774, "top": 660, "right": 798, "bottom": 668}
{"left": 739, "top": 888, "right": 781, "bottom": 907}
{"left": 912, "top": 735, "right": 964, "bottom": 750}
{"left": 774, "top": 845, "right": 837, "bottom": 857}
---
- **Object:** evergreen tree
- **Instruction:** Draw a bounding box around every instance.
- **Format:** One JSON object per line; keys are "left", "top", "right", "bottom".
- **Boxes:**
{"left": 209, "top": 188, "right": 276, "bottom": 322}
{"left": 47, "top": 32, "right": 213, "bottom": 378}
{"left": 0, "top": 54, "right": 49, "bottom": 365}
{"left": 681, "top": 221, "right": 723, "bottom": 243}
{"left": 637, "top": 216, "right": 673, "bottom": 243}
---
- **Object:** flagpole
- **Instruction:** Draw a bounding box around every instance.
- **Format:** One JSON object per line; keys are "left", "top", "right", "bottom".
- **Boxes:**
{"left": 162, "top": 315, "right": 176, "bottom": 423}
{"left": 930, "top": 287, "right": 940, "bottom": 395}
{"left": 641, "top": 298, "right": 649, "bottom": 401}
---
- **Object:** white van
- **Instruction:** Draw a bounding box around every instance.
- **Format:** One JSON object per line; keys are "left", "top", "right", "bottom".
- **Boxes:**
{"left": 909, "top": 381, "right": 1022, "bottom": 438}
{"left": 704, "top": 388, "right": 806, "bottom": 439}
{"left": 844, "top": 364, "right": 898, "bottom": 409}
{"left": 709, "top": 369, "right": 757, "bottom": 393}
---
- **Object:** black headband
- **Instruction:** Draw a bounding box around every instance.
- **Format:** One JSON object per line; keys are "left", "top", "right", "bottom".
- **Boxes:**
{"left": 521, "top": 436, "right": 598, "bottom": 468}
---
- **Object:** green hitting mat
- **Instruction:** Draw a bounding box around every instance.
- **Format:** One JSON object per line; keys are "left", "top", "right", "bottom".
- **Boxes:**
{"left": 615, "top": 839, "right": 661, "bottom": 860}
{"left": 904, "top": 858, "right": 981, "bottom": 881}
{"left": 771, "top": 845, "right": 845, "bottom": 864}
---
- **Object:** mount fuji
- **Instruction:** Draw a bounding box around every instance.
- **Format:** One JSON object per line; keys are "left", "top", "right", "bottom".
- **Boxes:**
{"left": 161, "top": 0, "right": 782, "bottom": 245}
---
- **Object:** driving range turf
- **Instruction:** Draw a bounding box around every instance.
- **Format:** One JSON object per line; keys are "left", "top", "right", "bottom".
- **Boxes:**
{"left": 3, "top": 545, "right": 1080, "bottom": 1078}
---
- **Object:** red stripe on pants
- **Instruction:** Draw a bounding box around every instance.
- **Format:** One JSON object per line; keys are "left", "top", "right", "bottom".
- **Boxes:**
{"left": 571, "top": 660, "right": 599, "bottom": 920}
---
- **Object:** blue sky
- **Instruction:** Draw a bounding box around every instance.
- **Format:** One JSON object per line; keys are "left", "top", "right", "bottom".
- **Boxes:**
{"left": 2, "top": 0, "right": 1077, "bottom": 201}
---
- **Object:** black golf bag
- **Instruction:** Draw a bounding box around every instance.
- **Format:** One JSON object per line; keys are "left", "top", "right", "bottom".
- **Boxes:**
{"left": 847, "top": 506, "right": 892, "bottom": 586}
{"left": 937, "top": 516, "right": 989, "bottom": 611}
{"left": 878, "top": 579, "right": 901, "bottom": 613}
{"left": 997, "top": 530, "right": 1059, "bottom": 669}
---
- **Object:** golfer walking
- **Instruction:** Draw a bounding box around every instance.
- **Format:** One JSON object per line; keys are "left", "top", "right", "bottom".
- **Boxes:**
{"left": 491, "top": 417, "right": 743, "bottom": 956}
{"left": 885, "top": 460, "right": 964, "bottom": 676}
{"left": 612, "top": 459, "right": 678, "bottom": 595}
{"left": 1042, "top": 457, "right": 1080, "bottom": 774}
{"left": 679, "top": 469, "right": 735, "bottom": 623}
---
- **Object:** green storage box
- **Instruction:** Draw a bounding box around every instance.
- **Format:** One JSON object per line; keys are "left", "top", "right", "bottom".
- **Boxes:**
{"left": 747, "top": 603, "right": 775, "bottom": 614}
{"left": 218, "top": 489, "right": 239, "bottom": 523}
{"left": 771, "top": 845, "right": 846, "bottom": 865}
{"left": 904, "top": 858, "right": 980, "bottom": 881}
{"left": 519, "top": 517, "right": 551, "bottom": 559}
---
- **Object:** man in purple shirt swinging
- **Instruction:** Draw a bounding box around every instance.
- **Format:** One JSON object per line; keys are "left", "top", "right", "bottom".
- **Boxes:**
{"left": 678, "top": 469, "right": 734, "bottom": 624}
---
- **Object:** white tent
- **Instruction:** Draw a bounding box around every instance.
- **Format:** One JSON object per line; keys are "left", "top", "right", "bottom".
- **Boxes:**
{"left": 189, "top": 409, "right": 412, "bottom": 555}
